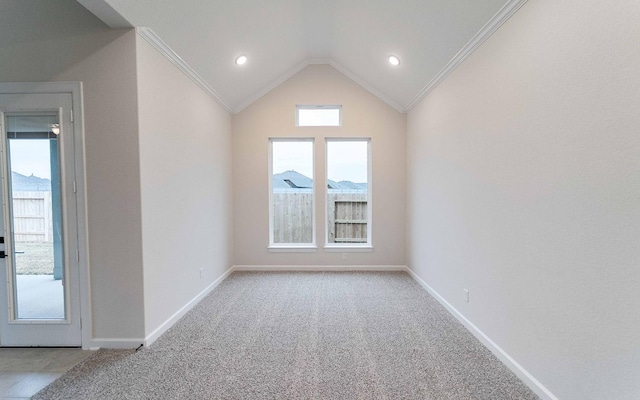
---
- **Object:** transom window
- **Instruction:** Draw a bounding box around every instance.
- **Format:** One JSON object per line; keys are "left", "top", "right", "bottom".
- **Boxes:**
{"left": 296, "top": 105, "right": 341, "bottom": 127}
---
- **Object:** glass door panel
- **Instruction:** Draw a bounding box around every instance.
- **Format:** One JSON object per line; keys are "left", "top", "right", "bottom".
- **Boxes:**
{"left": 5, "top": 114, "right": 65, "bottom": 320}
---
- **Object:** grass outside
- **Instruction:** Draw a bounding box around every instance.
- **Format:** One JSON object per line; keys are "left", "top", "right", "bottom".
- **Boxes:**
{"left": 14, "top": 242, "right": 54, "bottom": 275}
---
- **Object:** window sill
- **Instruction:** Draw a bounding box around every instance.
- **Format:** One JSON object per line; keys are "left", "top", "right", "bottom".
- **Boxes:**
{"left": 268, "top": 246, "right": 318, "bottom": 253}
{"left": 324, "top": 246, "right": 373, "bottom": 253}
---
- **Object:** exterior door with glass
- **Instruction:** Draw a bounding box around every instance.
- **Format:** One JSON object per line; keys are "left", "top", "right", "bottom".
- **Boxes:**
{"left": 0, "top": 92, "right": 81, "bottom": 346}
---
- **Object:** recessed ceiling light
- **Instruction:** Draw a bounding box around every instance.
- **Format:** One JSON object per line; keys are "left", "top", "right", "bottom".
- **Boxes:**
{"left": 235, "top": 55, "right": 247, "bottom": 66}
{"left": 388, "top": 55, "right": 401, "bottom": 66}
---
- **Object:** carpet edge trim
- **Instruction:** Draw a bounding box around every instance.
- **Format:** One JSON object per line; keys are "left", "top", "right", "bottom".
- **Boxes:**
{"left": 404, "top": 266, "right": 558, "bottom": 400}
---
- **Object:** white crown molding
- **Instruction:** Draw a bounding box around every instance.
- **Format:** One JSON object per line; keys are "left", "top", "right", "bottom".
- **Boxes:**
{"left": 233, "top": 58, "right": 406, "bottom": 114}
{"left": 232, "top": 59, "right": 312, "bottom": 114}
{"left": 134, "top": 26, "right": 405, "bottom": 115}
{"left": 77, "top": 0, "right": 133, "bottom": 28}
{"left": 136, "top": 28, "right": 234, "bottom": 114}
{"left": 83, "top": 1, "right": 527, "bottom": 115}
{"left": 328, "top": 60, "right": 405, "bottom": 113}
{"left": 404, "top": 0, "right": 529, "bottom": 112}
{"left": 135, "top": 0, "right": 526, "bottom": 116}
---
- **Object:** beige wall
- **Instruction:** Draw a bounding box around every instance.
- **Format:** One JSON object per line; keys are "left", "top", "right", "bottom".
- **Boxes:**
{"left": 406, "top": 1, "right": 640, "bottom": 399}
{"left": 136, "top": 35, "right": 233, "bottom": 336}
{"left": 233, "top": 65, "right": 406, "bottom": 265}
{"left": 0, "top": 0, "right": 145, "bottom": 340}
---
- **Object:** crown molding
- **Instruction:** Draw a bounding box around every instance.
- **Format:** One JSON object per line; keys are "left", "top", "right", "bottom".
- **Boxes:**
{"left": 136, "top": 28, "right": 234, "bottom": 114}
{"left": 404, "top": 0, "right": 528, "bottom": 112}
{"left": 135, "top": 0, "right": 527, "bottom": 117}
{"left": 232, "top": 59, "right": 311, "bottom": 114}
{"left": 328, "top": 60, "right": 405, "bottom": 113}
{"left": 233, "top": 58, "right": 405, "bottom": 114}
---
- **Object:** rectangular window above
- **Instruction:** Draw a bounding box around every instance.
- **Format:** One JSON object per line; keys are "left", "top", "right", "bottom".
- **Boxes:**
{"left": 269, "top": 139, "right": 316, "bottom": 250}
{"left": 296, "top": 105, "right": 341, "bottom": 127}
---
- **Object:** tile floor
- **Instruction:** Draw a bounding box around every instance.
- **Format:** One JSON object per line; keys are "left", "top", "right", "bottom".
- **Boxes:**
{"left": 0, "top": 348, "right": 92, "bottom": 399}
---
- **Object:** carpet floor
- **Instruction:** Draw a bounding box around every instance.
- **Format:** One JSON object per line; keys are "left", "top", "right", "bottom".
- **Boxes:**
{"left": 34, "top": 271, "right": 539, "bottom": 399}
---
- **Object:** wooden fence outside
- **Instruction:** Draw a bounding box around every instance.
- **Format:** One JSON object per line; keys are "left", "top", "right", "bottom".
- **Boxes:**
{"left": 272, "top": 189, "right": 314, "bottom": 243}
{"left": 12, "top": 191, "right": 53, "bottom": 242}
{"left": 272, "top": 189, "right": 368, "bottom": 244}
{"left": 328, "top": 191, "right": 368, "bottom": 243}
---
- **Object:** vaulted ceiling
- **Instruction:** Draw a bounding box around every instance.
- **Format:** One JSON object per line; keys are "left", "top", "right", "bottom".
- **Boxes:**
{"left": 77, "top": 0, "right": 523, "bottom": 113}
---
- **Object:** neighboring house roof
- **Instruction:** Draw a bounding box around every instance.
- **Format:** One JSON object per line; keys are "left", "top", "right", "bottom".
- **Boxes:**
{"left": 11, "top": 172, "right": 51, "bottom": 191}
{"left": 273, "top": 170, "right": 313, "bottom": 189}
{"left": 273, "top": 170, "right": 366, "bottom": 191}
{"left": 329, "top": 180, "right": 368, "bottom": 191}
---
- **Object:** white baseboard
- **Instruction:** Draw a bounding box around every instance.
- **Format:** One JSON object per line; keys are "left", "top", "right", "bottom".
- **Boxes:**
{"left": 404, "top": 267, "right": 558, "bottom": 400}
{"left": 93, "top": 265, "right": 402, "bottom": 350}
{"left": 232, "top": 265, "right": 407, "bottom": 271}
{"left": 89, "top": 338, "right": 144, "bottom": 350}
{"left": 91, "top": 263, "right": 557, "bottom": 400}
{"left": 143, "top": 265, "right": 235, "bottom": 347}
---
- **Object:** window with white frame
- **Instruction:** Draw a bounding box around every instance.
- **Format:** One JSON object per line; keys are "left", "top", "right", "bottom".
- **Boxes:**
{"left": 296, "top": 105, "right": 341, "bottom": 127}
{"left": 326, "top": 139, "right": 371, "bottom": 247}
{"left": 269, "top": 139, "right": 315, "bottom": 247}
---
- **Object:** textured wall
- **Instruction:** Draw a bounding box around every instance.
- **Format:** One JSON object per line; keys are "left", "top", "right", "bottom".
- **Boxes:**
{"left": 406, "top": 1, "right": 640, "bottom": 399}
{"left": 136, "top": 35, "right": 233, "bottom": 336}
{"left": 233, "top": 65, "right": 406, "bottom": 266}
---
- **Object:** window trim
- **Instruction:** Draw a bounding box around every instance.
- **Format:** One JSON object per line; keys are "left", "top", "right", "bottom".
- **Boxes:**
{"left": 324, "top": 138, "right": 372, "bottom": 250}
{"left": 295, "top": 105, "right": 342, "bottom": 127}
{"left": 268, "top": 138, "right": 316, "bottom": 250}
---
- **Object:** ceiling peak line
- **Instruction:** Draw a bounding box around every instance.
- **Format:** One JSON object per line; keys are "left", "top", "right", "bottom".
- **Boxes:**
{"left": 232, "top": 60, "right": 311, "bottom": 114}
{"left": 327, "top": 60, "right": 405, "bottom": 113}
{"left": 233, "top": 58, "right": 406, "bottom": 114}
{"left": 136, "top": 27, "right": 234, "bottom": 114}
{"left": 404, "top": 0, "right": 529, "bottom": 113}
{"left": 133, "top": 29, "right": 402, "bottom": 115}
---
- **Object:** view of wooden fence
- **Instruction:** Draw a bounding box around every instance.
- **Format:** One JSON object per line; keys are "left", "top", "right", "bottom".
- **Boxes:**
{"left": 12, "top": 191, "right": 53, "bottom": 242}
{"left": 328, "top": 192, "right": 368, "bottom": 243}
{"left": 272, "top": 189, "right": 368, "bottom": 243}
{"left": 272, "top": 190, "right": 314, "bottom": 243}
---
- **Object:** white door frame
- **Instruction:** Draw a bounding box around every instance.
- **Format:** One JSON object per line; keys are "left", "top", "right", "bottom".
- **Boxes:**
{"left": 0, "top": 82, "right": 90, "bottom": 348}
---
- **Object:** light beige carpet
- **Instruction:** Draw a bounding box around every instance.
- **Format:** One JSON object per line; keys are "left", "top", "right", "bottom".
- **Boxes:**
{"left": 35, "top": 271, "right": 538, "bottom": 399}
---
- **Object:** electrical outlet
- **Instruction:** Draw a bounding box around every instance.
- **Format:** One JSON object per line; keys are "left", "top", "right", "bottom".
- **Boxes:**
{"left": 199, "top": 268, "right": 204, "bottom": 279}
{"left": 341, "top": 253, "right": 347, "bottom": 260}
{"left": 464, "top": 289, "right": 469, "bottom": 303}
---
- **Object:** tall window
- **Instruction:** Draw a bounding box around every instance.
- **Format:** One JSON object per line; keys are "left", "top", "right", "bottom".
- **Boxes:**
{"left": 326, "top": 139, "right": 371, "bottom": 247}
{"left": 269, "top": 139, "right": 315, "bottom": 247}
